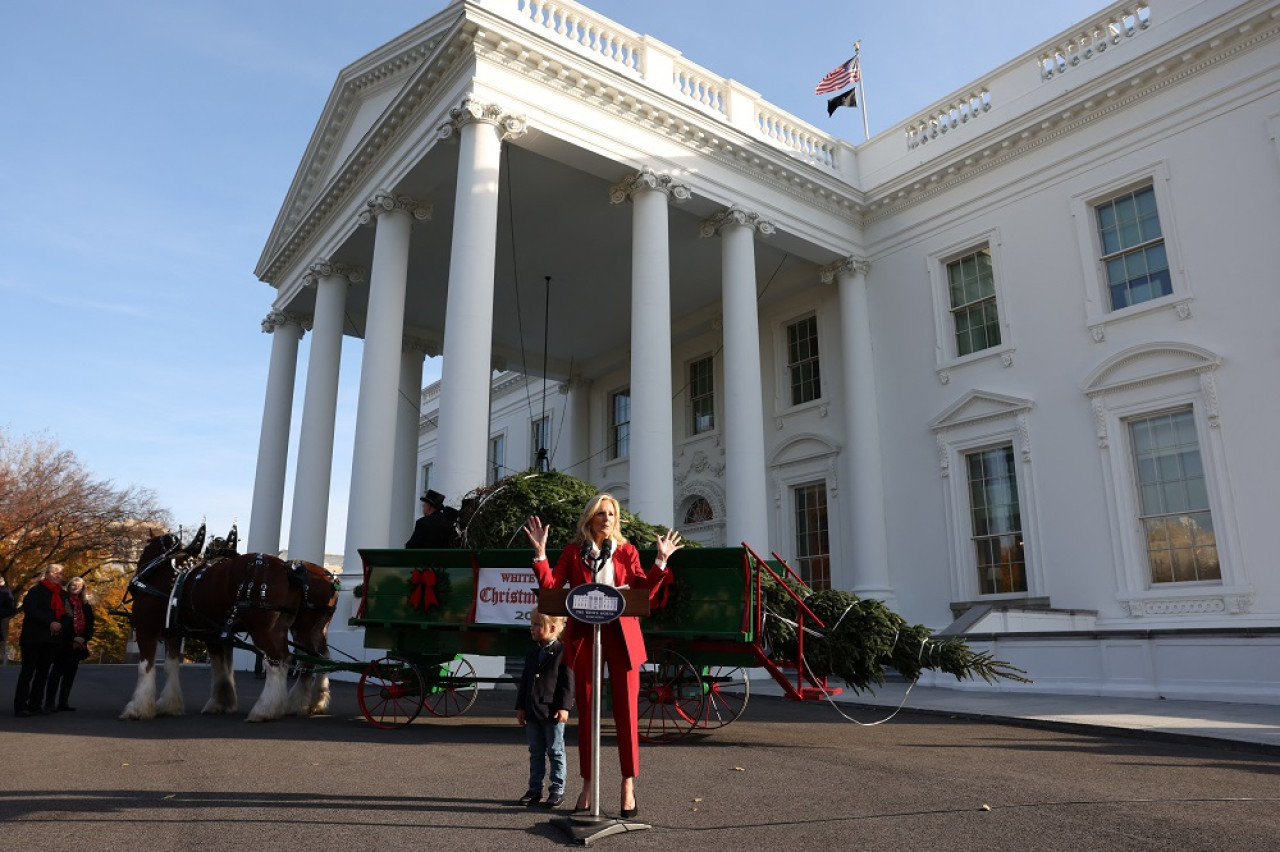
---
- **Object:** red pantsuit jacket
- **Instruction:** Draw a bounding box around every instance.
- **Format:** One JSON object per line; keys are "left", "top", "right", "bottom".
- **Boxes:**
{"left": 533, "top": 541, "right": 670, "bottom": 671}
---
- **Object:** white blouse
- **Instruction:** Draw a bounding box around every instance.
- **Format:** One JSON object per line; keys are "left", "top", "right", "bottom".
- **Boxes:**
{"left": 580, "top": 542, "right": 617, "bottom": 587}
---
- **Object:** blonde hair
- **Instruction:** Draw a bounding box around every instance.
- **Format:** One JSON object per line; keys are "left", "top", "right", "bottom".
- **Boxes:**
{"left": 529, "top": 607, "right": 566, "bottom": 636}
{"left": 574, "top": 493, "right": 627, "bottom": 547}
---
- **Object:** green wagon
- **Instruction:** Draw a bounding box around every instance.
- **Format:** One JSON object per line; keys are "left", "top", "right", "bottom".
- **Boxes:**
{"left": 350, "top": 544, "right": 840, "bottom": 741}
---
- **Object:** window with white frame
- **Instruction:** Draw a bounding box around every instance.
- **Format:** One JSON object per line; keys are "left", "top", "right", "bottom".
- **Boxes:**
{"left": 931, "top": 390, "right": 1042, "bottom": 604}
{"left": 965, "top": 444, "right": 1027, "bottom": 594}
{"left": 786, "top": 316, "right": 821, "bottom": 406}
{"left": 420, "top": 462, "right": 432, "bottom": 496}
{"left": 1083, "top": 342, "right": 1247, "bottom": 618}
{"left": 610, "top": 389, "right": 630, "bottom": 460}
{"left": 1071, "top": 163, "right": 1188, "bottom": 341}
{"left": 793, "top": 481, "right": 830, "bottom": 590}
{"left": 928, "top": 230, "right": 1013, "bottom": 379}
{"left": 1127, "top": 407, "right": 1220, "bottom": 584}
{"left": 947, "top": 246, "right": 1001, "bottom": 357}
{"left": 530, "top": 415, "right": 550, "bottom": 471}
{"left": 488, "top": 434, "right": 505, "bottom": 485}
{"left": 1095, "top": 184, "right": 1171, "bottom": 311}
{"left": 689, "top": 356, "right": 715, "bottom": 435}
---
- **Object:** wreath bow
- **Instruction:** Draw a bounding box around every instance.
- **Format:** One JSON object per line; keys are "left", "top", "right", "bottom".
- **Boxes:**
{"left": 409, "top": 569, "right": 439, "bottom": 613}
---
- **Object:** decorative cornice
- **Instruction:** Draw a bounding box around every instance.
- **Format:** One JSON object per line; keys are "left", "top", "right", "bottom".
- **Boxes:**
{"left": 304, "top": 260, "right": 364, "bottom": 287}
{"left": 609, "top": 167, "right": 692, "bottom": 205}
{"left": 261, "top": 310, "right": 305, "bottom": 335}
{"left": 819, "top": 256, "right": 870, "bottom": 282}
{"left": 698, "top": 205, "right": 775, "bottom": 238}
{"left": 868, "top": 7, "right": 1280, "bottom": 223}
{"left": 470, "top": 35, "right": 856, "bottom": 221}
{"left": 437, "top": 95, "right": 527, "bottom": 142}
{"left": 357, "top": 191, "right": 432, "bottom": 226}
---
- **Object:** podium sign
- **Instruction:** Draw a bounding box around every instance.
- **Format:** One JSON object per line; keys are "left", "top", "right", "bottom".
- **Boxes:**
{"left": 565, "top": 583, "right": 625, "bottom": 624}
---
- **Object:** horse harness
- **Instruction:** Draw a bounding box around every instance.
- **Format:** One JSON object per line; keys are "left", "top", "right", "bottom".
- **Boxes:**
{"left": 130, "top": 552, "right": 312, "bottom": 642}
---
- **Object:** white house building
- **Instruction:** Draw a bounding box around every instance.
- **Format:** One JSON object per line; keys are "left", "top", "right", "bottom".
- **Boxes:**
{"left": 250, "top": 0, "right": 1280, "bottom": 702}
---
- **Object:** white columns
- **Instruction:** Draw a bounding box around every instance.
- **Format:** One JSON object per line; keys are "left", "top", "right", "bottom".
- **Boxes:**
{"left": 393, "top": 340, "right": 429, "bottom": 544}
{"left": 342, "top": 192, "right": 431, "bottom": 574}
{"left": 701, "top": 206, "right": 773, "bottom": 550}
{"left": 824, "top": 257, "right": 895, "bottom": 604}
{"left": 610, "top": 168, "right": 689, "bottom": 527}
{"left": 561, "top": 375, "right": 591, "bottom": 479}
{"left": 434, "top": 97, "right": 527, "bottom": 503}
{"left": 287, "top": 261, "right": 361, "bottom": 564}
{"left": 248, "top": 311, "right": 304, "bottom": 555}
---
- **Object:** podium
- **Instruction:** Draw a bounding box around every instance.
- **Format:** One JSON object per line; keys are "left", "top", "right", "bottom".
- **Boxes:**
{"left": 537, "top": 586, "right": 651, "bottom": 845}
{"left": 537, "top": 587, "right": 651, "bottom": 618}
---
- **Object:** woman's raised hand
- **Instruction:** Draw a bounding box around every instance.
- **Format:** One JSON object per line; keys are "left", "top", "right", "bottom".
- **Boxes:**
{"left": 656, "top": 528, "right": 684, "bottom": 561}
{"left": 523, "top": 516, "right": 550, "bottom": 555}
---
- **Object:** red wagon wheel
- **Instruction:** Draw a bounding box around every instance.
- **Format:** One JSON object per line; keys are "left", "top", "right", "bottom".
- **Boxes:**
{"left": 695, "top": 665, "right": 750, "bottom": 729}
{"left": 421, "top": 656, "right": 479, "bottom": 718}
{"left": 358, "top": 656, "right": 424, "bottom": 730}
{"left": 638, "top": 649, "right": 704, "bottom": 744}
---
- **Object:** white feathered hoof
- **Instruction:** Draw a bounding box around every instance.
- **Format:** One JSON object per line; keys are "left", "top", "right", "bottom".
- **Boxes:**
{"left": 155, "top": 657, "right": 186, "bottom": 716}
{"left": 119, "top": 661, "right": 158, "bottom": 721}
{"left": 246, "top": 661, "right": 289, "bottom": 722}
{"left": 311, "top": 674, "right": 332, "bottom": 715}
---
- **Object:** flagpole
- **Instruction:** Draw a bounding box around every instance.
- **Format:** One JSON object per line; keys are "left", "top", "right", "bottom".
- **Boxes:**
{"left": 855, "top": 41, "right": 870, "bottom": 142}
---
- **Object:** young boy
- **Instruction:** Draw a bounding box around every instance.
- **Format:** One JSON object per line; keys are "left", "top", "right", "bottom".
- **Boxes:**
{"left": 515, "top": 608, "right": 574, "bottom": 807}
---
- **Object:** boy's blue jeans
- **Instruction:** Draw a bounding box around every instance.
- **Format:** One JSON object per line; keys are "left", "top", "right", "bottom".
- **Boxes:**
{"left": 526, "top": 718, "right": 567, "bottom": 794}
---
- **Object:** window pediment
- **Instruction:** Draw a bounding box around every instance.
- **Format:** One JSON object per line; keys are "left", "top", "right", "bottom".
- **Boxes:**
{"left": 1081, "top": 342, "right": 1219, "bottom": 396}
{"left": 769, "top": 433, "right": 839, "bottom": 467}
{"left": 930, "top": 390, "right": 1033, "bottom": 432}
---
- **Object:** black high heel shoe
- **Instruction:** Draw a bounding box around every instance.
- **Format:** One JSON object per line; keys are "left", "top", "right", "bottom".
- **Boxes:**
{"left": 620, "top": 795, "right": 638, "bottom": 819}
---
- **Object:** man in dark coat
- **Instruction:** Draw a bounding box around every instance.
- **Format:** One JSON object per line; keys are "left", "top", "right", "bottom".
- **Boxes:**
{"left": 13, "top": 564, "right": 71, "bottom": 717}
{"left": 405, "top": 489, "right": 455, "bottom": 548}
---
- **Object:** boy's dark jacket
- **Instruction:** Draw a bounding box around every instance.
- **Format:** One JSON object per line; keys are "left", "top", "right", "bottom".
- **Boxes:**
{"left": 515, "top": 639, "right": 574, "bottom": 722}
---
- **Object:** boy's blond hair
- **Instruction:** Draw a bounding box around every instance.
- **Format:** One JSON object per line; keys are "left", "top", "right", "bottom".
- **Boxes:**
{"left": 529, "top": 607, "right": 567, "bottom": 636}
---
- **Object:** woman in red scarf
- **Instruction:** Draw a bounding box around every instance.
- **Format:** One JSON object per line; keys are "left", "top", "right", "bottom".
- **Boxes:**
{"left": 12, "top": 564, "right": 70, "bottom": 717}
{"left": 523, "top": 494, "right": 683, "bottom": 819}
{"left": 46, "top": 575, "right": 95, "bottom": 711}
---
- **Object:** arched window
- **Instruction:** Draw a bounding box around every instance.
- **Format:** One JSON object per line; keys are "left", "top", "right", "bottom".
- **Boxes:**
{"left": 683, "top": 497, "right": 714, "bottom": 525}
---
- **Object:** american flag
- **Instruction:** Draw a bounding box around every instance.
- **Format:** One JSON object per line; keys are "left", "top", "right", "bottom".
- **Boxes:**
{"left": 815, "top": 55, "right": 860, "bottom": 95}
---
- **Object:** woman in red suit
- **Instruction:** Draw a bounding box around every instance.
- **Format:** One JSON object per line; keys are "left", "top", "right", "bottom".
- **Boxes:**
{"left": 523, "top": 494, "right": 683, "bottom": 818}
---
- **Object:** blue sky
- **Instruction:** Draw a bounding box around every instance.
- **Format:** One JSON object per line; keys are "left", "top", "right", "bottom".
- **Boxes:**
{"left": 0, "top": 0, "right": 1106, "bottom": 555}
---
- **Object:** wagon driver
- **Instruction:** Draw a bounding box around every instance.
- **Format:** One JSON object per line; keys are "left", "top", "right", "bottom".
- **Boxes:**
{"left": 405, "top": 489, "right": 454, "bottom": 549}
{"left": 523, "top": 495, "right": 683, "bottom": 818}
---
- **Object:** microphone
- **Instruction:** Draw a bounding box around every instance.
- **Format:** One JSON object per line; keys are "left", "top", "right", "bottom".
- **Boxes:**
{"left": 599, "top": 540, "right": 614, "bottom": 564}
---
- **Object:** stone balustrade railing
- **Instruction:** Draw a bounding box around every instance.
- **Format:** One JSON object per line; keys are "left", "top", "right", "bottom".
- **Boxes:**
{"left": 904, "top": 90, "right": 993, "bottom": 151}
{"left": 1039, "top": 4, "right": 1151, "bottom": 80}
{"left": 506, "top": 0, "right": 844, "bottom": 174}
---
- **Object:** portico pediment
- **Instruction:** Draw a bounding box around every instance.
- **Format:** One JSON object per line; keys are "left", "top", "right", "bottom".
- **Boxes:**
{"left": 256, "top": 7, "right": 469, "bottom": 283}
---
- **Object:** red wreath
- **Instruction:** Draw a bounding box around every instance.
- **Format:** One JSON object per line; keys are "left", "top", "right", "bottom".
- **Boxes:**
{"left": 408, "top": 568, "right": 439, "bottom": 613}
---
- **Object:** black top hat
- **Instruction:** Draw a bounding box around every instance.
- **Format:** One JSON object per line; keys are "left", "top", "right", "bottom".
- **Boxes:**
{"left": 420, "top": 489, "right": 446, "bottom": 509}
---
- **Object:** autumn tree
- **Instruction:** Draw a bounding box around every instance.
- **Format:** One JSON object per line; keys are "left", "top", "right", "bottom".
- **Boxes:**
{"left": 0, "top": 428, "right": 171, "bottom": 596}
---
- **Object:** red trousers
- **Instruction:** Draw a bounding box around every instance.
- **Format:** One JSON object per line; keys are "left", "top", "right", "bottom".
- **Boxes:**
{"left": 571, "top": 622, "right": 641, "bottom": 779}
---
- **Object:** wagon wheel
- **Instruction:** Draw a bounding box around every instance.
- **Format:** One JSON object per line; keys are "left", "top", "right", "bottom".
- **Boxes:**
{"left": 358, "top": 656, "right": 425, "bottom": 730}
{"left": 695, "top": 665, "right": 750, "bottom": 729}
{"left": 637, "top": 649, "right": 704, "bottom": 744}
{"left": 421, "top": 657, "right": 479, "bottom": 718}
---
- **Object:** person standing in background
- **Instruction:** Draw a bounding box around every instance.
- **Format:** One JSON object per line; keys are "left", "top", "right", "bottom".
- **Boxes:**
{"left": 45, "top": 575, "right": 95, "bottom": 711}
{"left": 12, "top": 564, "right": 70, "bottom": 717}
